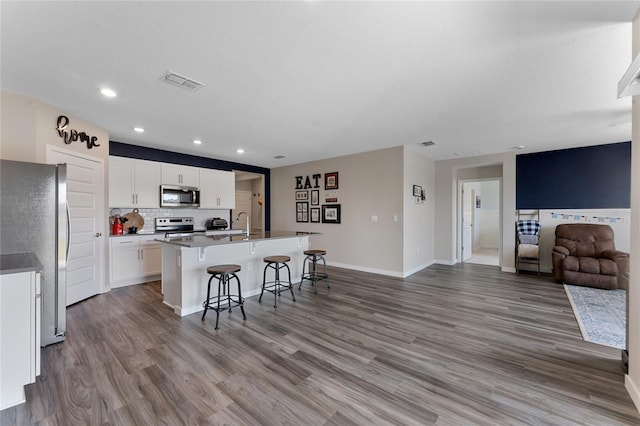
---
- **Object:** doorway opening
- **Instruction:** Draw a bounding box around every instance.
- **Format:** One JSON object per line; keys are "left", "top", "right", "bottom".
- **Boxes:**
{"left": 233, "top": 171, "right": 265, "bottom": 235}
{"left": 459, "top": 179, "right": 501, "bottom": 266}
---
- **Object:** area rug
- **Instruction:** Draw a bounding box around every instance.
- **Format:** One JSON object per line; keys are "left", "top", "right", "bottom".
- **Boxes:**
{"left": 564, "top": 284, "right": 626, "bottom": 349}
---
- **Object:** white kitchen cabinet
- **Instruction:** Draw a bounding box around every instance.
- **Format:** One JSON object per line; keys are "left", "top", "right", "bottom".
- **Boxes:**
{"left": 140, "top": 236, "right": 162, "bottom": 276}
{"left": 199, "top": 168, "right": 236, "bottom": 209}
{"left": 110, "top": 235, "right": 161, "bottom": 288}
{"left": 161, "top": 163, "right": 199, "bottom": 187}
{"left": 109, "top": 157, "right": 160, "bottom": 208}
{"left": 0, "top": 271, "right": 40, "bottom": 410}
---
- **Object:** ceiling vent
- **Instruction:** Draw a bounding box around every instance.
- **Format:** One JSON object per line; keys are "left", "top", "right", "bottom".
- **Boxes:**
{"left": 420, "top": 141, "right": 436, "bottom": 147}
{"left": 160, "top": 71, "right": 206, "bottom": 92}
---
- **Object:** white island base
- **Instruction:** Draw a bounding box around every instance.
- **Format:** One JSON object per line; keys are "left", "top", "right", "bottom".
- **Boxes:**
{"left": 160, "top": 233, "right": 310, "bottom": 316}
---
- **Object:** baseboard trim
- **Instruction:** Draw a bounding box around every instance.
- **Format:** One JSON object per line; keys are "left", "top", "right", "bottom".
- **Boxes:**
{"left": 625, "top": 375, "right": 640, "bottom": 412}
{"left": 434, "top": 259, "right": 457, "bottom": 266}
{"left": 327, "top": 261, "right": 404, "bottom": 278}
{"left": 403, "top": 261, "right": 435, "bottom": 277}
{"left": 502, "top": 267, "right": 516, "bottom": 273}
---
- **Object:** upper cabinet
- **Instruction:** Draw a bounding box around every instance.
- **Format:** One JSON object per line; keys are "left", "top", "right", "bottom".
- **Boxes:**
{"left": 109, "top": 157, "right": 160, "bottom": 208}
{"left": 161, "top": 164, "right": 199, "bottom": 187}
{"left": 200, "top": 168, "right": 236, "bottom": 209}
{"left": 109, "top": 156, "right": 236, "bottom": 210}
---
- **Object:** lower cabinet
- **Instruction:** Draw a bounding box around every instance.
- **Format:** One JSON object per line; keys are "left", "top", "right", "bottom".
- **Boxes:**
{"left": 0, "top": 270, "right": 40, "bottom": 410}
{"left": 110, "top": 236, "right": 161, "bottom": 288}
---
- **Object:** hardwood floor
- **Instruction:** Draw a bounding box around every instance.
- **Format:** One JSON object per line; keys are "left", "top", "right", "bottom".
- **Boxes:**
{"left": 2, "top": 263, "right": 639, "bottom": 425}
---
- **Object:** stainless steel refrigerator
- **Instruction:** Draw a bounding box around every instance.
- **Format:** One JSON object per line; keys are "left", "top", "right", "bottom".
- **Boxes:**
{"left": 0, "top": 159, "right": 68, "bottom": 346}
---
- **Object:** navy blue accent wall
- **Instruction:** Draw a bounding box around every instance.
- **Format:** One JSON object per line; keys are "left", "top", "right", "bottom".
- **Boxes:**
{"left": 110, "top": 141, "right": 271, "bottom": 230}
{"left": 516, "top": 142, "right": 631, "bottom": 209}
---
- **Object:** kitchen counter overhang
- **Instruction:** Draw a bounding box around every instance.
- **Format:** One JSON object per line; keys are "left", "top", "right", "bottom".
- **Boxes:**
{"left": 157, "top": 231, "right": 313, "bottom": 316}
{"left": 155, "top": 231, "right": 315, "bottom": 248}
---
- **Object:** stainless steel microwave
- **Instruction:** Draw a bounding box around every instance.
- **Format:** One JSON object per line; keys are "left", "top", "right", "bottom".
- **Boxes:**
{"left": 160, "top": 185, "right": 200, "bottom": 208}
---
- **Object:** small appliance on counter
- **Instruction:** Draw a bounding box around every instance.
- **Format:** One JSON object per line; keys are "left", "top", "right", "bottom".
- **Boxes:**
{"left": 205, "top": 217, "right": 228, "bottom": 230}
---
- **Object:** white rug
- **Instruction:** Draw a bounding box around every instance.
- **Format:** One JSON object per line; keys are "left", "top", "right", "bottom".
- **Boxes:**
{"left": 564, "top": 284, "right": 626, "bottom": 350}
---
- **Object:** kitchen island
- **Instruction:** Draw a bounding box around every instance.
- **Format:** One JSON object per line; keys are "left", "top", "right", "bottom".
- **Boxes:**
{"left": 157, "top": 231, "right": 310, "bottom": 316}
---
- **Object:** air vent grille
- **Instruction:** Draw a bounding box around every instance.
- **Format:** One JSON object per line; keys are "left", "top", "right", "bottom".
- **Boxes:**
{"left": 160, "top": 71, "right": 205, "bottom": 92}
{"left": 420, "top": 141, "right": 436, "bottom": 147}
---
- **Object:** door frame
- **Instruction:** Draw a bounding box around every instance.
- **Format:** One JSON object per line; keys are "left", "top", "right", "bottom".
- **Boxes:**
{"left": 46, "top": 145, "right": 107, "bottom": 295}
{"left": 457, "top": 178, "right": 503, "bottom": 265}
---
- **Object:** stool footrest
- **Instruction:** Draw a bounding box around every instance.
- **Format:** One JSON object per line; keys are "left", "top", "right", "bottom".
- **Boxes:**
{"left": 202, "top": 269, "right": 247, "bottom": 329}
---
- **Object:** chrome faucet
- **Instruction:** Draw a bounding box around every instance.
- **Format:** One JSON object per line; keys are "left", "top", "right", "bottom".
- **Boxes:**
{"left": 235, "top": 211, "right": 250, "bottom": 236}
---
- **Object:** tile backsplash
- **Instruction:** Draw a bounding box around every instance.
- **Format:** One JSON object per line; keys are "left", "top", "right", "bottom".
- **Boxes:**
{"left": 109, "top": 208, "right": 233, "bottom": 231}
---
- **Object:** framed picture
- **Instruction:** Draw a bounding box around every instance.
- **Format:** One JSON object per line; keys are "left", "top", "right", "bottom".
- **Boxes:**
{"left": 322, "top": 204, "right": 341, "bottom": 224}
{"left": 310, "top": 207, "right": 320, "bottom": 223}
{"left": 296, "top": 190, "right": 308, "bottom": 200}
{"left": 413, "top": 184, "right": 422, "bottom": 197}
{"left": 296, "top": 202, "right": 308, "bottom": 222}
{"left": 325, "top": 172, "right": 339, "bottom": 190}
{"left": 311, "top": 189, "right": 319, "bottom": 205}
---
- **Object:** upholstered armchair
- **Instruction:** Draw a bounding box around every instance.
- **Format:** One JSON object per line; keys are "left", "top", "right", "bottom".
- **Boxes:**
{"left": 552, "top": 223, "right": 629, "bottom": 290}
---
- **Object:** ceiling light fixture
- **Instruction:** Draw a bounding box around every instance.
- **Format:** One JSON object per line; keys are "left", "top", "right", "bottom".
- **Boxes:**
{"left": 133, "top": 127, "right": 144, "bottom": 133}
{"left": 100, "top": 87, "right": 117, "bottom": 98}
{"left": 193, "top": 139, "right": 202, "bottom": 145}
{"left": 237, "top": 148, "right": 245, "bottom": 154}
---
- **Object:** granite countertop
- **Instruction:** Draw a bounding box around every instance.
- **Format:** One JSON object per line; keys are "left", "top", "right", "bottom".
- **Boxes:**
{"left": 0, "top": 253, "right": 43, "bottom": 275}
{"left": 156, "top": 231, "right": 317, "bottom": 248}
{"left": 110, "top": 229, "right": 245, "bottom": 238}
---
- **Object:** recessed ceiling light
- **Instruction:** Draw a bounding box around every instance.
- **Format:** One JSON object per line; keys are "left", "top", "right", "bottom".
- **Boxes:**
{"left": 193, "top": 139, "right": 202, "bottom": 145}
{"left": 133, "top": 127, "right": 144, "bottom": 133}
{"left": 237, "top": 148, "right": 245, "bottom": 154}
{"left": 511, "top": 145, "right": 525, "bottom": 150}
{"left": 100, "top": 87, "right": 117, "bottom": 98}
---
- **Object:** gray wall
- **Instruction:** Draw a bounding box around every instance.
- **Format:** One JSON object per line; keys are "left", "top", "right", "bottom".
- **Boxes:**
{"left": 271, "top": 146, "right": 434, "bottom": 276}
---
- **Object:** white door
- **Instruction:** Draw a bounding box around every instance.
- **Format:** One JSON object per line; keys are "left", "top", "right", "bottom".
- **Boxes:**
{"left": 462, "top": 186, "right": 473, "bottom": 261}
{"left": 47, "top": 147, "right": 105, "bottom": 305}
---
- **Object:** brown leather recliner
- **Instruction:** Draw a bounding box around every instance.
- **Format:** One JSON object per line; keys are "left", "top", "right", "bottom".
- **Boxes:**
{"left": 552, "top": 223, "right": 629, "bottom": 290}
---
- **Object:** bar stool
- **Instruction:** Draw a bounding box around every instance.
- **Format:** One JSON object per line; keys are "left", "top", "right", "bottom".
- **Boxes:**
{"left": 201, "top": 264, "right": 246, "bottom": 330}
{"left": 299, "top": 249, "right": 329, "bottom": 293}
{"left": 260, "top": 255, "right": 296, "bottom": 308}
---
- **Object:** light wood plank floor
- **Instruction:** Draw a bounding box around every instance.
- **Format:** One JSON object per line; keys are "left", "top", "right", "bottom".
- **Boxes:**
{"left": 2, "top": 263, "right": 639, "bottom": 425}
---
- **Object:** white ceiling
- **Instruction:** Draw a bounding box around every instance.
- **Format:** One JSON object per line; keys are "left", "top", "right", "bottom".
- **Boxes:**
{"left": 2, "top": 1, "right": 639, "bottom": 169}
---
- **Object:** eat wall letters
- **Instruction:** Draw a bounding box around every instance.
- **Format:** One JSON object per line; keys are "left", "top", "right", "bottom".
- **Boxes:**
{"left": 295, "top": 174, "right": 321, "bottom": 189}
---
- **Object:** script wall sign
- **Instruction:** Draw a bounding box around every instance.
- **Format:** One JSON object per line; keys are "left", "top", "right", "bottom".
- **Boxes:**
{"left": 56, "top": 115, "right": 100, "bottom": 149}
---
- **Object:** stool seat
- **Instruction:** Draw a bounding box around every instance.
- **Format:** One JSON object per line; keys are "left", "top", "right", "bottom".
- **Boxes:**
{"left": 264, "top": 255, "right": 290, "bottom": 263}
{"left": 260, "top": 255, "right": 295, "bottom": 308}
{"left": 303, "top": 249, "right": 326, "bottom": 256}
{"left": 207, "top": 264, "right": 241, "bottom": 274}
{"left": 202, "top": 264, "right": 246, "bottom": 329}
